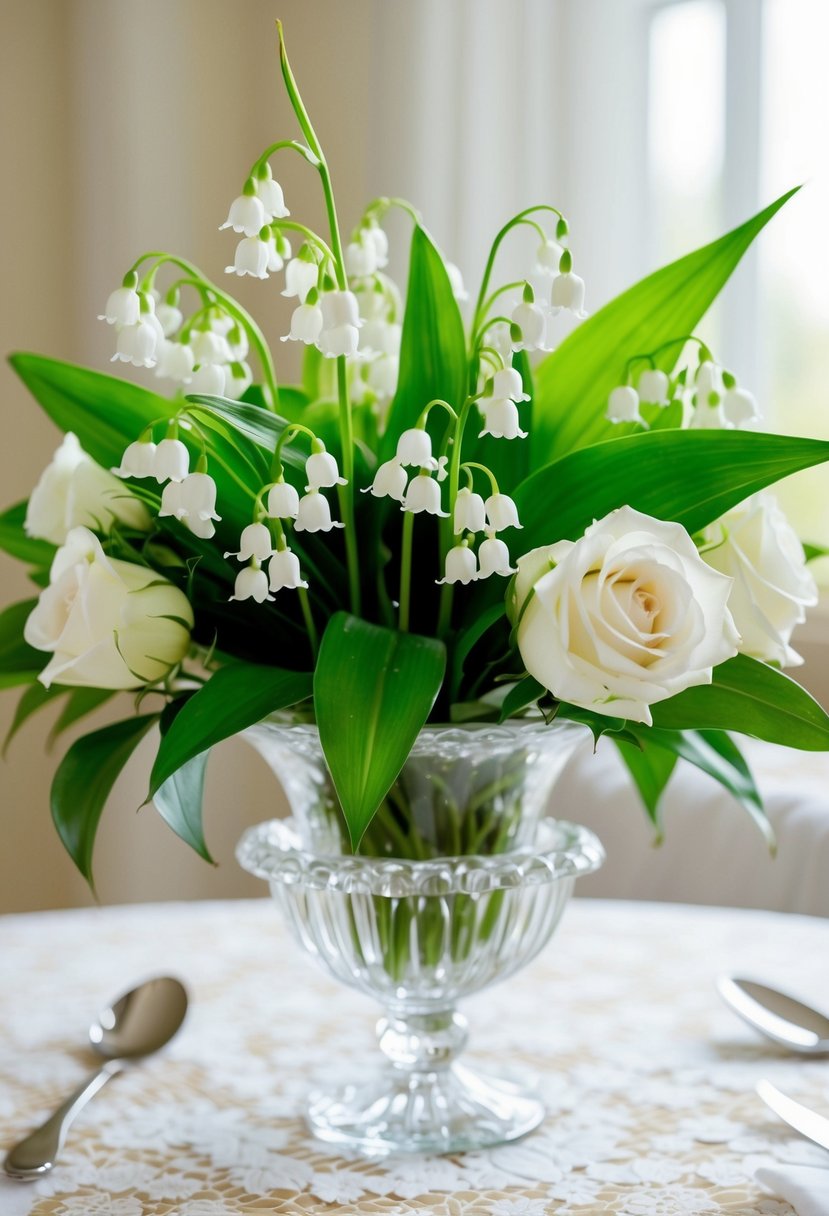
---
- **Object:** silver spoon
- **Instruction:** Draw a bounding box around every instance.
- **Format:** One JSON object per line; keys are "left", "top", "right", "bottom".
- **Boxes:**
{"left": 3, "top": 976, "right": 188, "bottom": 1180}
{"left": 717, "top": 975, "right": 829, "bottom": 1055}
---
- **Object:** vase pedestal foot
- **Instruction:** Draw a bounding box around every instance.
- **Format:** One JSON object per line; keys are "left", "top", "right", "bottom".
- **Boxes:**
{"left": 307, "top": 1061, "right": 544, "bottom": 1156}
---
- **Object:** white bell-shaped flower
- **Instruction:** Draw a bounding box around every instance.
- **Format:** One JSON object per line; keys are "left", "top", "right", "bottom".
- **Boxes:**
{"left": 363, "top": 458, "right": 407, "bottom": 501}
{"left": 484, "top": 321, "right": 513, "bottom": 366}
{"left": 230, "top": 565, "right": 273, "bottom": 603}
{"left": 345, "top": 232, "right": 379, "bottom": 278}
{"left": 477, "top": 532, "right": 517, "bottom": 579}
{"left": 319, "top": 325, "right": 359, "bottom": 358}
{"left": 189, "top": 363, "right": 227, "bottom": 396}
{"left": 282, "top": 257, "right": 319, "bottom": 301}
{"left": 478, "top": 398, "right": 528, "bottom": 440}
{"left": 511, "top": 301, "right": 548, "bottom": 352}
{"left": 266, "top": 480, "right": 300, "bottom": 520}
{"left": 364, "top": 222, "right": 389, "bottom": 268}
{"left": 437, "top": 544, "right": 478, "bottom": 585}
{"left": 491, "top": 367, "right": 530, "bottom": 403}
{"left": 111, "top": 319, "right": 159, "bottom": 369}
{"left": 306, "top": 449, "right": 346, "bottom": 491}
{"left": 155, "top": 340, "right": 195, "bottom": 384}
{"left": 396, "top": 427, "right": 434, "bottom": 468}
{"left": 226, "top": 235, "right": 270, "bottom": 279}
{"left": 360, "top": 318, "right": 401, "bottom": 356}
{"left": 223, "top": 361, "right": 253, "bottom": 401}
{"left": 112, "top": 440, "right": 157, "bottom": 480}
{"left": 402, "top": 472, "right": 448, "bottom": 516}
{"left": 606, "top": 385, "right": 644, "bottom": 425}
{"left": 153, "top": 438, "right": 190, "bottom": 483}
{"left": 294, "top": 490, "right": 343, "bottom": 532}
{"left": 637, "top": 368, "right": 670, "bottom": 406}
{"left": 535, "top": 238, "right": 564, "bottom": 275}
{"left": 269, "top": 547, "right": 308, "bottom": 591}
{"left": 220, "top": 192, "right": 266, "bottom": 237}
{"left": 318, "top": 291, "right": 362, "bottom": 359}
{"left": 225, "top": 522, "right": 273, "bottom": 563}
{"left": 256, "top": 173, "right": 289, "bottom": 220}
{"left": 485, "top": 492, "right": 523, "bottom": 532}
{"left": 99, "top": 284, "right": 141, "bottom": 327}
{"left": 445, "top": 261, "right": 468, "bottom": 301}
{"left": 695, "top": 360, "right": 723, "bottom": 406}
{"left": 226, "top": 324, "right": 249, "bottom": 361}
{"left": 366, "top": 354, "right": 399, "bottom": 398}
{"left": 265, "top": 235, "right": 286, "bottom": 274}
{"left": 722, "top": 386, "right": 759, "bottom": 428}
{"left": 281, "top": 300, "right": 323, "bottom": 345}
{"left": 159, "top": 472, "right": 221, "bottom": 539}
{"left": 453, "top": 487, "right": 487, "bottom": 534}
{"left": 191, "top": 329, "right": 232, "bottom": 366}
{"left": 551, "top": 271, "right": 587, "bottom": 318}
{"left": 156, "top": 302, "right": 183, "bottom": 337}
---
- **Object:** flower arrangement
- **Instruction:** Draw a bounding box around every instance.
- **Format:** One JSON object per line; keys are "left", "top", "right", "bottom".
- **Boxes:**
{"left": 4, "top": 23, "right": 829, "bottom": 881}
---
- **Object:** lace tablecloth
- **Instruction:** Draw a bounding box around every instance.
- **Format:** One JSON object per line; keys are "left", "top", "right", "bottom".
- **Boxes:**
{"left": 1, "top": 898, "right": 827, "bottom": 1216}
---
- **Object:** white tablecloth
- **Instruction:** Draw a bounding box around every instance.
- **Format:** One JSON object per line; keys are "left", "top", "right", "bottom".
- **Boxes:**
{"left": 1, "top": 898, "right": 827, "bottom": 1215}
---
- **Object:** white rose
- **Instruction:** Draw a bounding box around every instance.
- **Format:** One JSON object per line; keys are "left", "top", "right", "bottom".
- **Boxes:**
{"left": 513, "top": 506, "right": 739, "bottom": 725}
{"left": 25, "top": 432, "right": 151, "bottom": 545}
{"left": 24, "top": 527, "right": 193, "bottom": 689}
{"left": 701, "top": 493, "right": 818, "bottom": 666}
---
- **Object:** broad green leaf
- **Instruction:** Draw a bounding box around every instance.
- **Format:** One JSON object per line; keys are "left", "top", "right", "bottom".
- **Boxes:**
{"left": 450, "top": 601, "right": 507, "bottom": 699}
{"left": 651, "top": 654, "right": 829, "bottom": 750}
{"left": 510, "top": 431, "right": 829, "bottom": 556}
{"left": 0, "top": 502, "right": 55, "bottom": 568}
{"left": 149, "top": 663, "right": 312, "bottom": 795}
{"left": 381, "top": 225, "right": 467, "bottom": 458}
{"left": 615, "top": 736, "right": 677, "bottom": 831}
{"left": 314, "top": 612, "right": 447, "bottom": 848}
{"left": 51, "top": 714, "right": 158, "bottom": 885}
{"left": 531, "top": 187, "right": 798, "bottom": 464}
{"left": 499, "top": 675, "right": 545, "bottom": 723}
{"left": 47, "top": 687, "right": 115, "bottom": 747}
{"left": 184, "top": 395, "right": 304, "bottom": 469}
{"left": 4, "top": 682, "right": 65, "bottom": 754}
{"left": 803, "top": 541, "right": 829, "bottom": 563}
{"left": 154, "top": 750, "right": 213, "bottom": 863}
{"left": 0, "top": 600, "right": 43, "bottom": 680}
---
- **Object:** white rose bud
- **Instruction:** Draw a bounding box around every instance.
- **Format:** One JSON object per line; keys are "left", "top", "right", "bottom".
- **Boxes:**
{"left": 702, "top": 494, "right": 818, "bottom": 667}
{"left": 513, "top": 506, "right": 739, "bottom": 725}
{"left": 25, "top": 433, "right": 150, "bottom": 545}
{"left": 24, "top": 527, "right": 193, "bottom": 689}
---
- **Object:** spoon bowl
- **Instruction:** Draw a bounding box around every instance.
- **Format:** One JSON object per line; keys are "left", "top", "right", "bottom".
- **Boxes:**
{"left": 717, "top": 975, "right": 829, "bottom": 1055}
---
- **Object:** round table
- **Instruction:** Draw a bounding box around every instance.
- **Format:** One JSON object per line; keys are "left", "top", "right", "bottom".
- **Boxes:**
{"left": 0, "top": 897, "right": 827, "bottom": 1215}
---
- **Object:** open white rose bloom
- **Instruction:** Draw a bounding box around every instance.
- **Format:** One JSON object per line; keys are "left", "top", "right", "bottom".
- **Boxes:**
{"left": 2, "top": 21, "right": 829, "bottom": 881}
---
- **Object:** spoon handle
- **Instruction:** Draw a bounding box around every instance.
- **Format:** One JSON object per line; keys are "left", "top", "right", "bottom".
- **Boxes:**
{"left": 3, "top": 1060, "right": 122, "bottom": 1179}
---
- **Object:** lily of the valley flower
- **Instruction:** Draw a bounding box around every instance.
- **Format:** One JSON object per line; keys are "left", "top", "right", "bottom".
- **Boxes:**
{"left": 402, "top": 471, "right": 448, "bottom": 516}
{"left": 551, "top": 271, "right": 587, "bottom": 318}
{"left": 189, "top": 363, "right": 227, "bottom": 396}
{"left": 396, "top": 427, "right": 434, "bottom": 468}
{"left": 267, "top": 480, "right": 300, "bottom": 520}
{"left": 510, "top": 299, "right": 547, "bottom": 352}
{"left": 113, "top": 438, "right": 157, "bottom": 480}
{"left": 282, "top": 254, "right": 319, "bottom": 302}
{"left": 485, "top": 492, "right": 522, "bottom": 532}
{"left": 156, "top": 301, "right": 183, "bottom": 337}
{"left": 111, "top": 318, "right": 159, "bottom": 369}
{"left": 269, "top": 546, "right": 308, "bottom": 591}
{"left": 478, "top": 398, "right": 528, "bottom": 440}
{"left": 220, "top": 190, "right": 267, "bottom": 237}
{"left": 437, "top": 543, "right": 477, "bottom": 585}
{"left": 305, "top": 446, "right": 346, "bottom": 492}
{"left": 191, "top": 328, "right": 232, "bottom": 366}
{"left": 364, "top": 221, "right": 389, "bottom": 268}
{"left": 294, "top": 489, "right": 343, "bottom": 532}
{"left": 159, "top": 472, "right": 221, "bottom": 540}
{"left": 363, "top": 458, "right": 407, "bottom": 501}
{"left": 282, "top": 295, "right": 324, "bottom": 345}
{"left": 637, "top": 368, "right": 670, "bottom": 406}
{"left": 230, "top": 564, "right": 273, "bottom": 603}
{"left": 453, "top": 487, "right": 486, "bottom": 534}
{"left": 491, "top": 367, "right": 530, "bottom": 403}
{"left": 155, "top": 340, "right": 195, "bottom": 383}
{"left": 256, "top": 169, "right": 290, "bottom": 220}
{"left": 153, "top": 437, "right": 190, "bottom": 483}
{"left": 99, "top": 283, "right": 141, "bottom": 327}
{"left": 535, "top": 238, "right": 564, "bottom": 275}
{"left": 226, "top": 233, "right": 270, "bottom": 279}
{"left": 345, "top": 231, "right": 380, "bottom": 278}
{"left": 223, "top": 361, "right": 253, "bottom": 401}
{"left": 318, "top": 290, "right": 362, "bottom": 358}
{"left": 477, "top": 532, "right": 517, "bottom": 579}
{"left": 722, "top": 386, "right": 759, "bottom": 427}
{"left": 606, "top": 385, "right": 645, "bottom": 426}
{"left": 225, "top": 522, "right": 273, "bottom": 563}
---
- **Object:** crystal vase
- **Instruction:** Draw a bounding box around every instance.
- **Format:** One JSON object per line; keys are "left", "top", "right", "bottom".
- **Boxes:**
{"left": 237, "top": 721, "right": 604, "bottom": 1155}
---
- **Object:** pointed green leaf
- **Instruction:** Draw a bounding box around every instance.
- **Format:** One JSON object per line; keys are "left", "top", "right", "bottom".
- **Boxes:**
{"left": 531, "top": 188, "right": 799, "bottom": 464}
{"left": 51, "top": 714, "right": 159, "bottom": 885}
{"left": 381, "top": 225, "right": 467, "bottom": 458}
{"left": 47, "top": 687, "right": 115, "bottom": 747}
{"left": 499, "top": 675, "right": 545, "bottom": 723}
{"left": 149, "top": 663, "right": 312, "bottom": 796}
{"left": 650, "top": 654, "right": 829, "bottom": 751}
{"left": 4, "top": 682, "right": 65, "bottom": 754}
{"left": 314, "top": 612, "right": 447, "bottom": 848}
{"left": 0, "top": 501, "right": 56, "bottom": 568}
{"left": 615, "top": 736, "right": 677, "bottom": 831}
{"left": 154, "top": 750, "right": 213, "bottom": 864}
{"left": 0, "top": 599, "right": 43, "bottom": 680}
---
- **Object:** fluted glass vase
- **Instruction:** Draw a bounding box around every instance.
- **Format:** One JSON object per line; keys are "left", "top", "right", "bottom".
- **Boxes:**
{"left": 237, "top": 721, "right": 604, "bottom": 1155}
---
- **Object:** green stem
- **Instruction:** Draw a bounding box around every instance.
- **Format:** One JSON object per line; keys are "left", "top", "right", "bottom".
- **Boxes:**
{"left": 273, "top": 220, "right": 335, "bottom": 265}
{"left": 461, "top": 461, "right": 500, "bottom": 496}
{"left": 337, "top": 358, "right": 360, "bottom": 615}
{"left": 437, "top": 397, "right": 476, "bottom": 637}
{"left": 398, "top": 509, "right": 415, "bottom": 631}
{"left": 252, "top": 139, "right": 320, "bottom": 174}
{"left": 471, "top": 205, "right": 563, "bottom": 342}
{"left": 297, "top": 586, "right": 319, "bottom": 660}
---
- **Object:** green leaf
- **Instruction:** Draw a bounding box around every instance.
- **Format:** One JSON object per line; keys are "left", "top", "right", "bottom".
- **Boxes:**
{"left": 0, "top": 501, "right": 56, "bottom": 568}
{"left": 153, "top": 750, "right": 213, "bottom": 864}
{"left": 0, "top": 599, "right": 43, "bottom": 680}
{"left": 803, "top": 541, "right": 829, "bottom": 563}
{"left": 531, "top": 187, "right": 799, "bottom": 464}
{"left": 314, "top": 612, "right": 447, "bottom": 848}
{"left": 651, "top": 654, "right": 829, "bottom": 750}
{"left": 615, "top": 736, "right": 677, "bottom": 832}
{"left": 499, "top": 675, "right": 545, "bottom": 723}
{"left": 4, "top": 682, "right": 65, "bottom": 754}
{"left": 148, "top": 663, "right": 313, "bottom": 796}
{"left": 184, "top": 395, "right": 304, "bottom": 469}
{"left": 381, "top": 225, "right": 467, "bottom": 458}
{"left": 511, "top": 430, "right": 829, "bottom": 556}
{"left": 450, "top": 601, "right": 507, "bottom": 700}
{"left": 47, "top": 687, "right": 115, "bottom": 747}
{"left": 51, "top": 714, "right": 158, "bottom": 885}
